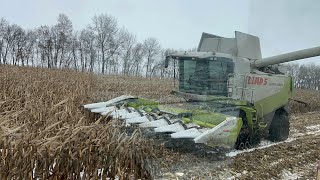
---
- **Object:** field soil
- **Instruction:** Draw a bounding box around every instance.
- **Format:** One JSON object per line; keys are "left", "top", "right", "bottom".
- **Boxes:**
{"left": 0, "top": 65, "right": 319, "bottom": 179}
{"left": 156, "top": 112, "right": 320, "bottom": 179}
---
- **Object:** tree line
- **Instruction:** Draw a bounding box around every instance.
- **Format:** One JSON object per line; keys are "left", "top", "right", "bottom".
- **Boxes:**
{"left": 0, "top": 13, "right": 179, "bottom": 78}
{"left": 1, "top": 14, "right": 319, "bottom": 89}
{"left": 287, "top": 63, "right": 320, "bottom": 90}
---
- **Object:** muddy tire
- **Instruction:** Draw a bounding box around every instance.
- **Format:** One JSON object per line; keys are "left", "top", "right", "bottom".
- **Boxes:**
{"left": 235, "top": 111, "right": 252, "bottom": 149}
{"left": 269, "top": 108, "right": 289, "bottom": 142}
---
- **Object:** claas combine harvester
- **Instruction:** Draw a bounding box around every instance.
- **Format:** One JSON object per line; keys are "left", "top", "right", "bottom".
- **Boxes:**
{"left": 84, "top": 31, "right": 320, "bottom": 149}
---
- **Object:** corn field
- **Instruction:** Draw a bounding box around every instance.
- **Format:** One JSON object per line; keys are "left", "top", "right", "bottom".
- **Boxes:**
{"left": 0, "top": 65, "right": 174, "bottom": 179}
{"left": 0, "top": 65, "right": 318, "bottom": 179}
{"left": 289, "top": 88, "right": 320, "bottom": 113}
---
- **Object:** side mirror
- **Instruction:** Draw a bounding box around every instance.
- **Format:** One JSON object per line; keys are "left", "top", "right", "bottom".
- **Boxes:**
{"left": 165, "top": 56, "right": 170, "bottom": 68}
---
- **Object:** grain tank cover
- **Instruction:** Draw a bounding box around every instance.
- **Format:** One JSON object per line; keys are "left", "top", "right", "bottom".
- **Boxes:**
{"left": 198, "top": 31, "right": 262, "bottom": 60}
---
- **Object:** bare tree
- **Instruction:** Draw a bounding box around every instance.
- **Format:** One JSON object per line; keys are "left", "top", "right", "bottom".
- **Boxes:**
{"left": 70, "top": 32, "right": 79, "bottom": 70}
{"left": 1, "top": 23, "right": 20, "bottom": 65}
{"left": 7, "top": 24, "right": 25, "bottom": 66}
{"left": 287, "top": 63, "right": 299, "bottom": 87}
{"left": 24, "top": 30, "right": 37, "bottom": 66}
{"left": 52, "top": 13, "right": 73, "bottom": 68}
{"left": 0, "top": 18, "right": 9, "bottom": 64}
{"left": 90, "top": 14, "right": 118, "bottom": 74}
{"left": 130, "top": 43, "right": 144, "bottom": 76}
{"left": 14, "top": 26, "right": 26, "bottom": 66}
{"left": 119, "top": 29, "right": 136, "bottom": 75}
{"left": 79, "top": 28, "right": 96, "bottom": 72}
{"left": 0, "top": 13, "right": 194, "bottom": 80}
{"left": 143, "top": 38, "right": 161, "bottom": 77}
{"left": 36, "top": 26, "right": 53, "bottom": 68}
{"left": 108, "top": 28, "right": 131, "bottom": 74}
{"left": 287, "top": 63, "right": 320, "bottom": 90}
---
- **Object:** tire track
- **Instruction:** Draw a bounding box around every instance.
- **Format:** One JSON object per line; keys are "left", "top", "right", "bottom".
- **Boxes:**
{"left": 231, "top": 113, "right": 320, "bottom": 179}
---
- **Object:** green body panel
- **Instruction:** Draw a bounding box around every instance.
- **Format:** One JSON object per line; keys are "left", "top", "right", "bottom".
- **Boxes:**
{"left": 239, "top": 106, "right": 256, "bottom": 132}
{"left": 125, "top": 96, "right": 244, "bottom": 147}
{"left": 254, "top": 77, "right": 292, "bottom": 119}
{"left": 290, "top": 76, "right": 294, "bottom": 95}
{"left": 213, "top": 118, "right": 243, "bottom": 147}
{"left": 127, "top": 98, "right": 158, "bottom": 112}
{"left": 159, "top": 104, "right": 227, "bottom": 127}
{"left": 126, "top": 97, "right": 234, "bottom": 128}
{"left": 182, "top": 117, "right": 217, "bottom": 128}
{"left": 233, "top": 118, "right": 243, "bottom": 139}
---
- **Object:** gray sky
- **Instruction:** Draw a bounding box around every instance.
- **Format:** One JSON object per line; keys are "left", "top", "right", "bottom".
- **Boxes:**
{"left": 249, "top": 0, "right": 320, "bottom": 64}
{"left": 0, "top": 0, "right": 319, "bottom": 63}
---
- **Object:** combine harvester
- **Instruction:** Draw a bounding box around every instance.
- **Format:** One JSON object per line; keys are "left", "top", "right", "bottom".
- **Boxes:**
{"left": 84, "top": 31, "right": 320, "bottom": 149}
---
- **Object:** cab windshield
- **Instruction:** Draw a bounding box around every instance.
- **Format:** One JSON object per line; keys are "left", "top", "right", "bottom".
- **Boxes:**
{"left": 178, "top": 57, "right": 234, "bottom": 96}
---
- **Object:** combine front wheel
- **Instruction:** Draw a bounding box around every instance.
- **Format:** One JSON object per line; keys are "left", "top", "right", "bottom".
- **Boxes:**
{"left": 269, "top": 108, "right": 289, "bottom": 142}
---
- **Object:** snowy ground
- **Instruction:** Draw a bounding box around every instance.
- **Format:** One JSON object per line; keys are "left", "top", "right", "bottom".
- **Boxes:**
{"left": 226, "top": 138, "right": 295, "bottom": 157}
{"left": 158, "top": 112, "right": 320, "bottom": 179}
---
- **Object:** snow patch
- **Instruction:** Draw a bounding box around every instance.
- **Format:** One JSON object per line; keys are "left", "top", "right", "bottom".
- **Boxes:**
{"left": 293, "top": 125, "right": 320, "bottom": 138}
{"left": 227, "top": 124, "right": 320, "bottom": 157}
{"left": 291, "top": 132, "right": 305, "bottom": 138}
{"left": 175, "top": 172, "right": 184, "bottom": 177}
{"left": 226, "top": 170, "right": 247, "bottom": 180}
{"left": 281, "top": 170, "right": 300, "bottom": 179}
{"left": 270, "top": 158, "right": 284, "bottom": 167}
{"left": 226, "top": 138, "right": 295, "bottom": 157}
{"left": 306, "top": 124, "right": 320, "bottom": 134}
{"left": 292, "top": 124, "right": 320, "bottom": 138}
{"left": 306, "top": 124, "right": 320, "bottom": 130}
{"left": 306, "top": 130, "right": 320, "bottom": 136}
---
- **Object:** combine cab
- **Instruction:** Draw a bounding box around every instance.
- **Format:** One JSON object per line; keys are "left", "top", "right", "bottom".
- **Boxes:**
{"left": 84, "top": 31, "right": 320, "bottom": 149}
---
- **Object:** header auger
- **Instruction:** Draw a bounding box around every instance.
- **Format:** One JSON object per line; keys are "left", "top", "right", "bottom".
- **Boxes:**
{"left": 84, "top": 31, "right": 320, "bottom": 150}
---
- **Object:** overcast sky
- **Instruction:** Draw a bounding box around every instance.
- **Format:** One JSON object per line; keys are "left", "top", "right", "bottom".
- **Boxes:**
{"left": 0, "top": 0, "right": 319, "bottom": 64}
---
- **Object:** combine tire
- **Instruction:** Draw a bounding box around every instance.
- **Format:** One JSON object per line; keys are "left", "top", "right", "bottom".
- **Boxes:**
{"left": 235, "top": 111, "right": 251, "bottom": 149}
{"left": 269, "top": 109, "right": 289, "bottom": 142}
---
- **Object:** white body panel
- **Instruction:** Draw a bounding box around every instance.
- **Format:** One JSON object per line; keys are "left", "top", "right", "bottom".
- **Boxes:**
{"left": 194, "top": 117, "right": 238, "bottom": 145}
{"left": 228, "top": 70, "right": 287, "bottom": 103}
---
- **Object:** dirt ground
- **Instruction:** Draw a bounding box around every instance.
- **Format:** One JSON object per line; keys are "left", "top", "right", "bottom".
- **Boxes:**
{"left": 157, "top": 112, "right": 320, "bottom": 179}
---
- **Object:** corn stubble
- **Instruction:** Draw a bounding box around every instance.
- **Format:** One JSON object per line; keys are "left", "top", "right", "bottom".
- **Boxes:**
{"left": 0, "top": 66, "right": 168, "bottom": 179}
{"left": 289, "top": 89, "right": 320, "bottom": 113}
{"left": 0, "top": 65, "right": 317, "bottom": 179}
